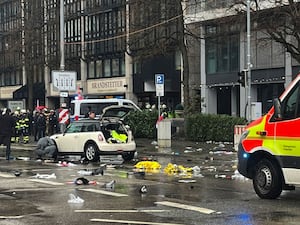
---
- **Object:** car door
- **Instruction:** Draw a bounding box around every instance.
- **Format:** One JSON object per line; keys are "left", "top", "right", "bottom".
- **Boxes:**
{"left": 273, "top": 81, "right": 300, "bottom": 184}
{"left": 57, "top": 122, "right": 82, "bottom": 152}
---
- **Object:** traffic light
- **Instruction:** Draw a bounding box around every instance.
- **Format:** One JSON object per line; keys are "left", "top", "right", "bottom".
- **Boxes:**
{"left": 238, "top": 71, "right": 246, "bottom": 87}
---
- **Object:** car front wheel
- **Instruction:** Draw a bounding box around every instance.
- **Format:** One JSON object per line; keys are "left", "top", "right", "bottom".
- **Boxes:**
{"left": 253, "top": 159, "right": 283, "bottom": 199}
{"left": 84, "top": 143, "right": 99, "bottom": 162}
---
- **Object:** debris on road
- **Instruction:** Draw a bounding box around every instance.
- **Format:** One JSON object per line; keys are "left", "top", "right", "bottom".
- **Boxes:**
{"left": 134, "top": 161, "right": 161, "bottom": 173}
{"left": 68, "top": 193, "right": 84, "bottom": 204}
{"left": 32, "top": 173, "right": 56, "bottom": 179}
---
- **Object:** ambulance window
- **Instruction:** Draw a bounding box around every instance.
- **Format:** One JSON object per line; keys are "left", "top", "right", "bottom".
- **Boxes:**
{"left": 281, "top": 84, "right": 300, "bottom": 119}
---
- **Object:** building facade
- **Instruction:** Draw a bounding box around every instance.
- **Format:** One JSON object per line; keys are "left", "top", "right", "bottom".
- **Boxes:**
{"left": 185, "top": 0, "right": 300, "bottom": 119}
{"left": 0, "top": 0, "right": 182, "bottom": 112}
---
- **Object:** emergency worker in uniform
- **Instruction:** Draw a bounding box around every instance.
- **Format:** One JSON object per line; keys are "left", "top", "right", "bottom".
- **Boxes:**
{"left": 13, "top": 111, "right": 22, "bottom": 143}
{"left": 19, "top": 109, "right": 30, "bottom": 143}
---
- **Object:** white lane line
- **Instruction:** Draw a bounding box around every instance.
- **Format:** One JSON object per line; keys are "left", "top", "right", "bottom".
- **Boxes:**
{"left": 155, "top": 201, "right": 216, "bottom": 214}
{"left": 0, "top": 172, "right": 15, "bottom": 178}
{"left": 4, "top": 187, "right": 66, "bottom": 193}
{"left": 75, "top": 209, "right": 168, "bottom": 213}
{"left": 29, "top": 179, "right": 64, "bottom": 186}
{"left": 0, "top": 215, "right": 24, "bottom": 219}
{"left": 90, "top": 218, "right": 184, "bottom": 225}
{"left": 79, "top": 188, "right": 128, "bottom": 197}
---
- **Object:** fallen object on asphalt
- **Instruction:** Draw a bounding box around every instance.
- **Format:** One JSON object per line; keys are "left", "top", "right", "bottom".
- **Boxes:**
{"left": 68, "top": 193, "right": 84, "bottom": 204}
{"left": 134, "top": 161, "right": 161, "bottom": 172}
{"left": 32, "top": 173, "right": 56, "bottom": 179}
{"left": 104, "top": 180, "right": 116, "bottom": 190}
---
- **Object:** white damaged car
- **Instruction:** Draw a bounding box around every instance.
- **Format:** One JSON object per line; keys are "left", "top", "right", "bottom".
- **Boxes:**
{"left": 50, "top": 106, "right": 136, "bottom": 162}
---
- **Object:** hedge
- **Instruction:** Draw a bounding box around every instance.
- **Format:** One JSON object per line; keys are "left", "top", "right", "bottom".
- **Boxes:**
{"left": 125, "top": 110, "right": 247, "bottom": 142}
{"left": 125, "top": 110, "right": 158, "bottom": 138}
{"left": 185, "top": 114, "right": 247, "bottom": 142}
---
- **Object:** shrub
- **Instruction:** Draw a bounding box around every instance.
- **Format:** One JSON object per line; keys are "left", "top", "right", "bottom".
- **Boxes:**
{"left": 185, "top": 114, "right": 247, "bottom": 142}
{"left": 125, "top": 110, "right": 247, "bottom": 142}
{"left": 124, "top": 110, "right": 158, "bottom": 138}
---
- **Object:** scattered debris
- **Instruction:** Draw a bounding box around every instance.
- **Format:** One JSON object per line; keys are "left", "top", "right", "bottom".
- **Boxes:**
{"left": 139, "top": 185, "right": 147, "bottom": 194}
{"left": 77, "top": 167, "right": 104, "bottom": 176}
{"left": 77, "top": 170, "right": 93, "bottom": 176}
{"left": 105, "top": 180, "right": 116, "bottom": 190}
{"left": 178, "top": 179, "right": 196, "bottom": 183}
{"left": 68, "top": 193, "right": 84, "bottom": 204}
{"left": 164, "top": 163, "right": 203, "bottom": 178}
{"left": 13, "top": 170, "right": 22, "bottom": 177}
{"left": 231, "top": 170, "right": 248, "bottom": 181}
{"left": 67, "top": 177, "right": 97, "bottom": 185}
{"left": 134, "top": 161, "right": 161, "bottom": 173}
{"left": 151, "top": 141, "right": 158, "bottom": 145}
{"left": 56, "top": 161, "right": 77, "bottom": 167}
{"left": 16, "top": 157, "right": 30, "bottom": 161}
{"left": 32, "top": 173, "right": 56, "bottom": 179}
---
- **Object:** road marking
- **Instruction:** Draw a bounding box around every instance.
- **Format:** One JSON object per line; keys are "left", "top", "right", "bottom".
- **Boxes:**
{"left": 155, "top": 201, "right": 216, "bottom": 214}
{"left": 0, "top": 172, "right": 15, "bottom": 178}
{"left": 75, "top": 209, "right": 168, "bottom": 213}
{"left": 5, "top": 187, "right": 66, "bottom": 193}
{"left": 79, "top": 188, "right": 128, "bottom": 197}
{"left": 29, "top": 179, "right": 64, "bottom": 186}
{"left": 90, "top": 218, "right": 184, "bottom": 225}
{"left": 0, "top": 215, "right": 24, "bottom": 219}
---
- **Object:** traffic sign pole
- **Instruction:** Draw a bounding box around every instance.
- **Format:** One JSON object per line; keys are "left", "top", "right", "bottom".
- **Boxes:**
{"left": 155, "top": 74, "right": 165, "bottom": 120}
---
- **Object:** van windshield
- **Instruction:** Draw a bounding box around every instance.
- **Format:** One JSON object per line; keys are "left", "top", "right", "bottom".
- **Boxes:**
{"left": 80, "top": 102, "right": 118, "bottom": 117}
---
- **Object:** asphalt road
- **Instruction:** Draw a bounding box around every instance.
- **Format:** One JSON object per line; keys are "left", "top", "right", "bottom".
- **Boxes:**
{"left": 0, "top": 139, "right": 300, "bottom": 225}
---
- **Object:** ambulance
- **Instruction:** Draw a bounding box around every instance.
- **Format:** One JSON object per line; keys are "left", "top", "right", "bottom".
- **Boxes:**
{"left": 238, "top": 74, "right": 300, "bottom": 199}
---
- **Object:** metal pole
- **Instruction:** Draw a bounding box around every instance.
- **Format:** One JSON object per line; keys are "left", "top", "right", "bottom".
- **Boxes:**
{"left": 60, "top": 0, "right": 66, "bottom": 133}
{"left": 60, "top": 0, "right": 65, "bottom": 71}
{"left": 247, "top": 0, "right": 252, "bottom": 121}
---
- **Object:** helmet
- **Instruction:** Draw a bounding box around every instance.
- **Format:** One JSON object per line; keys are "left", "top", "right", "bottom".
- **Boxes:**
{"left": 14, "top": 111, "right": 19, "bottom": 115}
{"left": 21, "top": 109, "right": 26, "bottom": 114}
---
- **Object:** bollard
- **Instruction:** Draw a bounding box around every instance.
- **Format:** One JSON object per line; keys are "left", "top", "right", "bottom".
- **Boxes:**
{"left": 157, "top": 119, "right": 171, "bottom": 148}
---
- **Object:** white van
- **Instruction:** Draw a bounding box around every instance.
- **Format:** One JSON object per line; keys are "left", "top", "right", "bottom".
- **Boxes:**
{"left": 70, "top": 98, "right": 141, "bottom": 121}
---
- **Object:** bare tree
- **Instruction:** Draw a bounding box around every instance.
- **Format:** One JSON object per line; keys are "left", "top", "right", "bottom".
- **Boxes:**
{"left": 232, "top": 0, "right": 300, "bottom": 63}
{"left": 128, "top": 0, "right": 198, "bottom": 112}
{"left": 24, "top": 0, "right": 45, "bottom": 110}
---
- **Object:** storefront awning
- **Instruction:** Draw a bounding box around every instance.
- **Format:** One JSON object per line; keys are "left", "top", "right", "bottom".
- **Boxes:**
{"left": 13, "top": 83, "right": 45, "bottom": 99}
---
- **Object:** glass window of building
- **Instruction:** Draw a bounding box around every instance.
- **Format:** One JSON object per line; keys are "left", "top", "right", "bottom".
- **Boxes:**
{"left": 121, "top": 58, "right": 125, "bottom": 76}
{"left": 112, "top": 58, "right": 119, "bottom": 77}
{"left": 96, "top": 60, "right": 102, "bottom": 78}
{"left": 104, "top": 59, "right": 111, "bottom": 77}
{"left": 205, "top": 24, "right": 239, "bottom": 74}
{"left": 88, "top": 61, "right": 95, "bottom": 78}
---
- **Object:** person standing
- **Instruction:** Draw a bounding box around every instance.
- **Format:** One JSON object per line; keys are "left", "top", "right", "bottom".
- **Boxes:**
{"left": 32, "top": 111, "right": 40, "bottom": 141}
{"left": 36, "top": 112, "right": 46, "bottom": 140}
{"left": 48, "top": 109, "right": 58, "bottom": 135}
{"left": 0, "top": 108, "right": 16, "bottom": 160}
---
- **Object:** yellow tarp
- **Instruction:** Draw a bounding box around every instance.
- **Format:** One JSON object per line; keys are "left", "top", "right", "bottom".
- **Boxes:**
{"left": 134, "top": 161, "right": 161, "bottom": 173}
{"left": 164, "top": 163, "right": 193, "bottom": 176}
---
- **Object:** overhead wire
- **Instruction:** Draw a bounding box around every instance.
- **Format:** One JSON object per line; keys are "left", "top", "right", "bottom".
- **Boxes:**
{"left": 64, "top": 14, "right": 182, "bottom": 45}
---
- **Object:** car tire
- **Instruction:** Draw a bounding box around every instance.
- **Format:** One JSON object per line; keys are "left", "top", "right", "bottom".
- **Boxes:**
{"left": 84, "top": 143, "right": 99, "bottom": 162}
{"left": 253, "top": 159, "right": 283, "bottom": 199}
{"left": 122, "top": 151, "right": 135, "bottom": 161}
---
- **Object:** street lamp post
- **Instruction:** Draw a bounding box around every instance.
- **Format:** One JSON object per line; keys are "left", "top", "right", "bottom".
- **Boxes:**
{"left": 246, "top": 0, "right": 252, "bottom": 121}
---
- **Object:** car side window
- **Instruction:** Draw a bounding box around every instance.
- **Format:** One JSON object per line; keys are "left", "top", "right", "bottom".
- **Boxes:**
{"left": 281, "top": 83, "right": 300, "bottom": 120}
{"left": 66, "top": 123, "right": 82, "bottom": 133}
{"left": 86, "top": 124, "right": 95, "bottom": 132}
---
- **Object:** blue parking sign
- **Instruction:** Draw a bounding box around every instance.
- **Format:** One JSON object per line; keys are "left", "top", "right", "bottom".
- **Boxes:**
{"left": 155, "top": 74, "right": 164, "bottom": 84}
